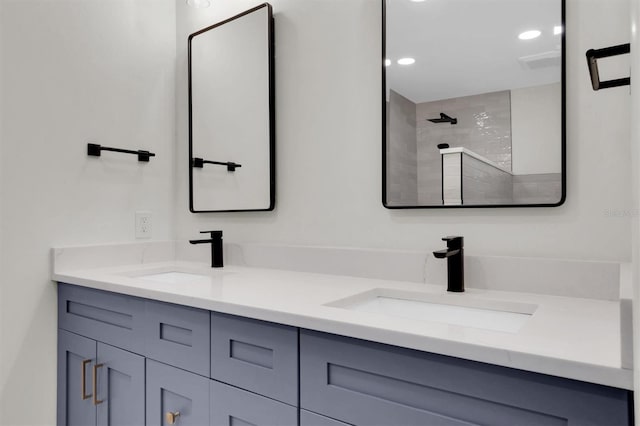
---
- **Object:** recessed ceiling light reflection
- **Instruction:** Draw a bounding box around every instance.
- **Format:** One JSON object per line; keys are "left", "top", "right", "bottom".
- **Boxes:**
{"left": 397, "top": 57, "right": 416, "bottom": 65}
{"left": 384, "top": 59, "right": 391, "bottom": 67}
{"left": 518, "top": 30, "right": 541, "bottom": 40}
{"left": 186, "top": 0, "right": 211, "bottom": 8}
{"left": 554, "top": 26, "right": 563, "bottom": 35}
{"left": 410, "top": 0, "right": 427, "bottom": 2}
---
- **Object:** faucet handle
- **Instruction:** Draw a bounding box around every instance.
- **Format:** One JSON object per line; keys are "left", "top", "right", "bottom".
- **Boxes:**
{"left": 442, "top": 236, "right": 463, "bottom": 249}
{"left": 200, "top": 230, "right": 223, "bottom": 238}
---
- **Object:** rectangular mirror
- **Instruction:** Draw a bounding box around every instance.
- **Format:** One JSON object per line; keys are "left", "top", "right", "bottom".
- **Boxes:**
{"left": 189, "top": 3, "right": 275, "bottom": 213}
{"left": 383, "top": 0, "right": 565, "bottom": 208}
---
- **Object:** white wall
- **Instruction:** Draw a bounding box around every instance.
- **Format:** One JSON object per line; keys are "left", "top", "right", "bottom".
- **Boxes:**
{"left": 0, "top": 0, "right": 4, "bottom": 415}
{"left": 0, "top": 1, "right": 176, "bottom": 424}
{"left": 0, "top": 0, "right": 632, "bottom": 424}
{"left": 630, "top": 0, "right": 640, "bottom": 420}
{"left": 176, "top": 0, "right": 632, "bottom": 262}
{"left": 511, "top": 83, "right": 562, "bottom": 175}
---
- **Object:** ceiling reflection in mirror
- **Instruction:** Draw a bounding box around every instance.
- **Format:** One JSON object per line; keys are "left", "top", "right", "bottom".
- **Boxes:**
{"left": 383, "top": 0, "right": 565, "bottom": 208}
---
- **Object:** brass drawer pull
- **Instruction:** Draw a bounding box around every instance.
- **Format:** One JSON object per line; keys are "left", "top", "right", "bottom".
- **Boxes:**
{"left": 92, "top": 363, "right": 104, "bottom": 405}
{"left": 81, "top": 359, "right": 92, "bottom": 400}
{"left": 166, "top": 411, "right": 180, "bottom": 424}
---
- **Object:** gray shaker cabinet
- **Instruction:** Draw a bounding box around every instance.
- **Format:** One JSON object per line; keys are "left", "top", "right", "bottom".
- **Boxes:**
{"left": 300, "top": 330, "right": 632, "bottom": 426}
{"left": 210, "top": 380, "right": 298, "bottom": 426}
{"left": 57, "top": 330, "right": 97, "bottom": 426}
{"left": 57, "top": 330, "right": 145, "bottom": 426}
{"left": 145, "top": 300, "right": 211, "bottom": 377}
{"left": 146, "top": 359, "right": 210, "bottom": 426}
{"left": 211, "top": 312, "right": 299, "bottom": 406}
{"left": 300, "top": 410, "right": 352, "bottom": 426}
{"left": 58, "top": 284, "right": 633, "bottom": 426}
{"left": 95, "top": 342, "right": 145, "bottom": 426}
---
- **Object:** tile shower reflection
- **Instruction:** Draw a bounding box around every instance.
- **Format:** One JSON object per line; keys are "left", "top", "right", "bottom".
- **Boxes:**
{"left": 386, "top": 85, "right": 562, "bottom": 206}
{"left": 383, "top": 0, "right": 564, "bottom": 207}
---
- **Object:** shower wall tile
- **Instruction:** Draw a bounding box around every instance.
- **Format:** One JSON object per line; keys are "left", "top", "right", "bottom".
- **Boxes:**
{"left": 416, "top": 90, "right": 512, "bottom": 205}
{"left": 386, "top": 90, "right": 418, "bottom": 205}
{"left": 513, "top": 173, "right": 562, "bottom": 204}
{"left": 462, "top": 155, "right": 513, "bottom": 205}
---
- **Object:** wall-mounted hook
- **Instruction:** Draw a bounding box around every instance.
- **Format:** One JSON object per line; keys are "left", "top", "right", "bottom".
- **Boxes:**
{"left": 87, "top": 143, "right": 155, "bottom": 162}
{"left": 192, "top": 157, "right": 242, "bottom": 172}
{"left": 586, "top": 43, "right": 630, "bottom": 91}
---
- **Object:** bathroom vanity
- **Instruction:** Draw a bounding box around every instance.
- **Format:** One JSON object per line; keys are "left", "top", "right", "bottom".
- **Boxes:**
{"left": 53, "top": 242, "right": 634, "bottom": 425}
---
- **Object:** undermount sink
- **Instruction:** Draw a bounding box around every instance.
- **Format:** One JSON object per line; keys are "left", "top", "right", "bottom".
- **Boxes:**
{"left": 135, "top": 271, "right": 212, "bottom": 284}
{"left": 327, "top": 289, "right": 537, "bottom": 333}
{"left": 121, "top": 268, "right": 232, "bottom": 284}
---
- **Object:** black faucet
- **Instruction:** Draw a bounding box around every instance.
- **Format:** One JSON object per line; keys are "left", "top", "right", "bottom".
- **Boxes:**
{"left": 433, "top": 236, "right": 464, "bottom": 292}
{"left": 189, "top": 230, "right": 223, "bottom": 268}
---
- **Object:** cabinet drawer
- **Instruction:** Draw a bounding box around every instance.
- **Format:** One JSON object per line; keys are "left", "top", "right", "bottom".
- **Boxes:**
{"left": 210, "top": 380, "right": 297, "bottom": 426}
{"left": 146, "top": 360, "right": 210, "bottom": 426}
{"left": 211, "top": 312, "right": 298, "bottom": 405}
{"left": 58, "top": 284, "right": 145, "bottom": 354}
{"left": 144, "top": 300, "right": 210, "bottom": 377}
{"left": 300, "top": 330, "right": 632, "bottom": 426}
{"left": 300, "top": 410, "right": 351, "bottom": 426}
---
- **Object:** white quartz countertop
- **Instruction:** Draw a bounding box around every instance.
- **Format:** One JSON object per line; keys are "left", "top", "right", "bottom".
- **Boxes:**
{"left": 52, "top": 254, "right": 633, "bottom": 390}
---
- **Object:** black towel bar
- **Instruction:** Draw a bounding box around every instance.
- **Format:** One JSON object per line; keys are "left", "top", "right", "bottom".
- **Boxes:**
{"left": 192, "top": 157, "right": 242, "bottom": 172}
{"left": 87, "top": 143, "right": 155, "bottom": 162}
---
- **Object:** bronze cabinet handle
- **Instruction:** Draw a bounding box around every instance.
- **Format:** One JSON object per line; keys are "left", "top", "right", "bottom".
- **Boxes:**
{"left": 81, "top": 359, "right": 92, "bottom": 400}
{"left": 166, "top": 411, "right": 181, "bottom": 424}
{"left": 92, "top": 363, "right": 104, "bottom": 405}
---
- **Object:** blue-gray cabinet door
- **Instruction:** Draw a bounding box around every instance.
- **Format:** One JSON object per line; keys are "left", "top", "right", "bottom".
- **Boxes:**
{"left": 58, "top": 330, "right": 97, "bottom": 426}
{"left": 96, "top": 342, "right": 145, "bottom": 426}
{"left": 146, "top": 359, "right": 210, "bottom": 426}
{"left": 144, "top": 300, "right": 211, "bottom": 377}
{"left": 58, "top": 284, "right": 145, "bottom": 354}
{"left": 211, "top": 312, "right": 298, "bottom": 405}
{"left": 300, "top": 330, "right": 632, "bottom": 426}
{"left": 210, "top": 380, "right": 298, "bottom": 426}
{"left": 300, "top": 410, "right": 352, "bottom": 426}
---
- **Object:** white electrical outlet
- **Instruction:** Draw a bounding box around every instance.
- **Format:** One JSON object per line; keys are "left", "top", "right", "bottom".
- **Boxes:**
{"left": 135, "top": 211, "right": 152, "bottom": 239}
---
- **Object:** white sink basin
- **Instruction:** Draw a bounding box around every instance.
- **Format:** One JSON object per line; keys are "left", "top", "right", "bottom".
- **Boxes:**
{"left": 135, "top": 271, "right": 212, "bottom": 284}
{"left": 327, "top": 289, "right": 537, "bottom": 333}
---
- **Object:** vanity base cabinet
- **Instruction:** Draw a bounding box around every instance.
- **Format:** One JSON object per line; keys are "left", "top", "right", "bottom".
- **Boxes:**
{"left": 58, "top": 284, "right": 633, "bottom": 426}
{"left": 57, "top": 330, "right": 97, "bottom": 426}
{"left": 57, "top": 330, "right": 145, "bottom": 426}
{"left": 299, "top": 410, "right": 351, "bottom": 426}
{"left": 95, "top": 342, "right": 145, "bottom": 426}
{"left": 58, "top": 284, "right": 145, "bottom": 355}
{"left": 211, "top": 312, "right": 299, "bottom": 406}
{"left": 146, "top": 360, "right": 210, "bottom": 426}
{"left": 300, "top": 330, "right": 632, "bottom": 426}
{"left": 210, "top": 380, "right": 298, "bottom": 426}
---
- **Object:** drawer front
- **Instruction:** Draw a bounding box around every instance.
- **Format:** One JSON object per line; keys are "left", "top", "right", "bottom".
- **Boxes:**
{"left": 144, "top": 300, "right": 210, "bottom": 377}
{"left": 211, "top": 312, "right": 298, "bottom": 405}
{"left": 300, "top": 410, "right": 351, "bottom": 426}
{"left": 146, "top": 360, "right": 210, "bottom": 426}
{"left": 210, "top": 380, "right": 297, "bottom": 426}
{"left": 58, "top": 283, "right": 145, "bottom": 354}
{"left": 300, "top": 330, "right": 632, "bottom": 426}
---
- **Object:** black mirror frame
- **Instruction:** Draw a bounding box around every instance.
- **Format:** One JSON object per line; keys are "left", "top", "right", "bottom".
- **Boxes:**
{"left": 381, "top": 0, "right": 566, "bottom": 209}
{"left": 188, "top": 3, "right": 276, "bottom": 213}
